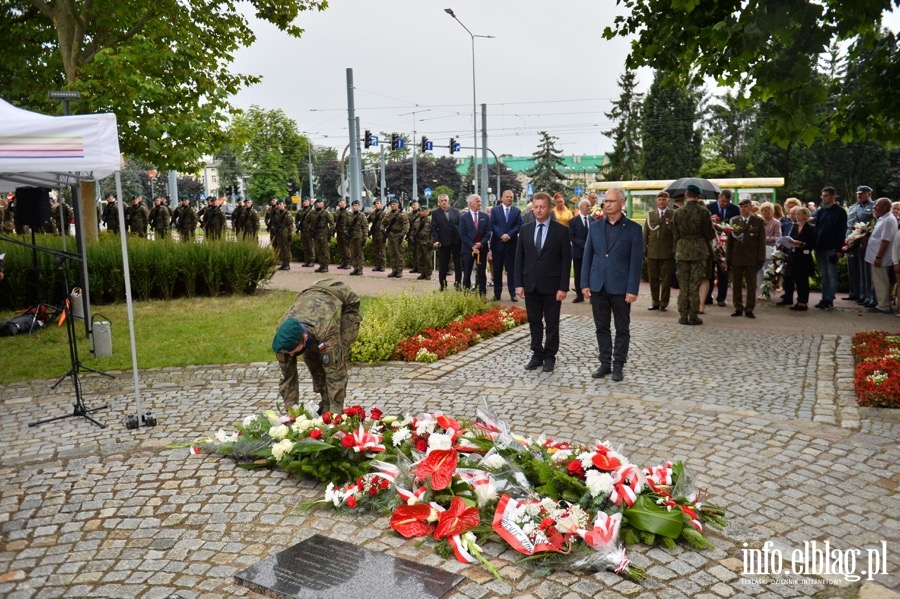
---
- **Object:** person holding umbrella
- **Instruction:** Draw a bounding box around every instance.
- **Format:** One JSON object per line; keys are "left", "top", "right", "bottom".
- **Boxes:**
{"left": 672, "top": 184, "right": 716, "bottom": 325}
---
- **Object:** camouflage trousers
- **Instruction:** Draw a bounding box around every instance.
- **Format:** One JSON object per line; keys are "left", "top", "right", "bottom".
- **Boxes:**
{"left": 676, "top": 259, "right": 705, "bottom": 319}
{"left": 336, "top": 235, "right": 350, "bottom": 265}
{"left": 314, "top": 236, "right": 330, "bottom": 267}
{"left": 349, "top": 238, "right": 365, "bottom": 269}
{"left": 387, "top": 235, "right": 405, "bottom": 274}
{"left": 275, "top": 232, "right": 292, "bottom": 263}
{"left": 371, "top": 236, "right": 385, "bottom": 269}
{"left": 177, "top": 228, "right": 194, "bottom": 242}
{"left": 415, "top": 243, "right": 433, "bottom": 277}
{"left": 300, "top": 232, "right": 315, "bottom": 263}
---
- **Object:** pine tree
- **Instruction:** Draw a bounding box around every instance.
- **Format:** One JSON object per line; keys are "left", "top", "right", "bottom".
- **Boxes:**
{"left": 641, "top": 71, "right": 702, "bottom": 180}
{"left": 527, "top": 131, "right": 569, "bottom": 194}
{"left": 604, "top": 70, "right": 644, "bottom": 181}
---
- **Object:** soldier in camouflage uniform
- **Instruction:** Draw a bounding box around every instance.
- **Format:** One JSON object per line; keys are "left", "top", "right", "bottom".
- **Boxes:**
{"left": 149, "top": 197, "right": 171, "bottom": 239}
{"left": 295, "top": 198, "right": 314, "bottom": 266}
{"left": 333, "top": 198, "right": 351, "bottom": 269}
{"left": 263, "top": 197, "right": 278, "bottom": 236}
{"left": 240, "top": 198, "right": 259, "bottom": 243}
{"left": 407, "top": 200, "right": 421, "bottom": 273}
{"left": 382, "top": 198, "right": 409, "bottom": 278}
{"left": 126, "top": 196, "right": 150, "bottom": 238}
{"left": 172, "top": 196, "right": 197, "bottom": 242}
{"left": 413, "top": 203, "right": 433, "bottom": 280}
{"left": 672, "top": 184, "right": 716, "bottom": 325}
{"left": 0, "top": 195, "right": 15, "bottom": 234}
{"left": 202, "top": 198, "right": 226, "bottom": 241}
{"left": 347, "top": 199, "right": 368, "bottom": 275}
{"left": 367, "top": 200, "right": 386, "bottom": 271}
{"left": 231, "top": 199, "right": 245, "bottom": 239}
{"left": 101, "top": 194, "right": 119, "bottom": 234}
{"left": 272, "top": 279, "right": 362, "bottom": 414}
{"left": 307, "top": 198, "right": 334, "bottom": 273}
{"left": 269, "top": 199, "right": 294, "bottom": 270}
{"left": 52, "top": 198, "right": 74, "bottom": 236}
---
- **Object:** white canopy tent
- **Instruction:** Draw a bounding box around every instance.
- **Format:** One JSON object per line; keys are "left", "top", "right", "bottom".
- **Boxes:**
{"left": 0, "top": 97, "right": 145, "bottom": 426}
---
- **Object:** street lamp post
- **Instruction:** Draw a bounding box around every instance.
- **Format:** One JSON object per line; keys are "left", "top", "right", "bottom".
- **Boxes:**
{"left": 444, "top": 8, "right": 493, "bottom": 196}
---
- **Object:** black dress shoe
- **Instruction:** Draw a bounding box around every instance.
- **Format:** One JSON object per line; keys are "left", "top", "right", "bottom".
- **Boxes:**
{"left": 745, "top": 311, "right": 755, "bottom": 318}
{"left": 731, "top": 310, "right": 743, "bottom": 317}
{"left": 542, "top": 358, "right": 555, "bottom": 373}
{"left": 790, "top": 304, "right": 808, "bottom": 311}
{"left": 775, "top": 299, "right": 793, "bottom": 306}
{"left": 611, "top": 367, "right": 624, "bottom": 382}
{"left": 688, "top": 317, "right": 703, "bottom": 325}
{"left": 648, "top": 305, "right": 660, "bottom": 311}
{"left": 525, "top": 358, "right": 543, "bottom": 371}
{"left": 717, "top": 300, "right": 727, "bottom": 307}
{"left": 843, "top": 296, "right": 859, "bottom": 301}
{"left": 314, "top": 266, "right": 328, "bottom": 273}
{"left": 510, "top": 297, "right": 518, "bottom": 302}
{"left": 659, "top": 307, "right": 668, "bottom": 312}
{"left": 592, "top": 364, "right": 612, "bottom": 378}
{"left": 572, "top": 297, "right": 584, "bottom": 303}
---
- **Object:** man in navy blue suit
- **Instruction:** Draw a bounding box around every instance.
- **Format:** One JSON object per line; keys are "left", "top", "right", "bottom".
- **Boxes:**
{"left": 515, "top": 192, "right": 572, "bottom": 373}
{"left": 569, "top": 198, "right": 591, "bottom": 303}
{"left": 581, "top": 187, "right": 644, "bottom": 382}
{"left": 459, "top": 194, "right": 492, "bottom": 297}
{"left": 431, "top": 193, "right": 462, "bottom": 291}
{"left": 490, "top": 190, "right": 523, "bottom": 302}
{"left": 707, "top": 190, "right": 739, "bottom": 306}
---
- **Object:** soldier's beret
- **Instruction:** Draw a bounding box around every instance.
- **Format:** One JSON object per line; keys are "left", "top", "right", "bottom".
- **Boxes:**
{"left": 419, "top": 204, "right": 428, "bottom": 211}
{"left": 390, "top": 197, "right": 399, "bottom": 203}
{"left": 686, "top": 184, "right": 702, "bottom": 194}
{"left": 272, "top": 320, "right": 309, "bottom": 354}
{"left": 351, "top": 199, "right": 360, "bottom": 206}
{"left": 314, "top": 198, "right": 324, "bottom": 203}
{"left": 857, "top": 185, "right": 873, "bottom": 193}
{"left": 276, "top": 198, "right": 285, "bottom": 204}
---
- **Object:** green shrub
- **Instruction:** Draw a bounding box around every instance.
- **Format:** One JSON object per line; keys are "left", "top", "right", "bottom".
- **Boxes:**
{"left": 350, "top": 290, "right": 490, "bottom": 362}
{"left": 0, "top": 234, "right": 277, "bottom": 309}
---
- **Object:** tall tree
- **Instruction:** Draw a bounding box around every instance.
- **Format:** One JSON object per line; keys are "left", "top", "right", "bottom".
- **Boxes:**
{"left": 229, "top": 106, "right": 306, "bottom": 202}
{"left": 640, "top": 73, "right": 702, "bottom": 180}
{"left": 603, "top": 70, "right": 644, "bottom": 182}
{"left": 603, "top": 0, "right": 899, "bottom": 146}
{"left": 526, "top": 131, "right": 569, "bottom": 194}
{"left": 0, "top": 0, "right": 327, "bottom": 170}
{"left": 703, "top": 88, "right": 758, "bottom": 178}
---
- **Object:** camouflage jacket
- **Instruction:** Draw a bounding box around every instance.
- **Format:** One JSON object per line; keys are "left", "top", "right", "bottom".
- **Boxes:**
{"left": 334, "top": 207, "right": 350, "bottom": 238}
{"left": 413, "top": 214, "right": 432, "bottom": 244}
{"left": 382, "top": 209, "right": 409, "bottom": 239}
{"left": 672, "top": 200, "right": 715, "bottom": 261}
{"left": 367, "top": 208, "right": 385, "bottom": 238}
{"left": 149, "top": 205, "right": 171, "bottom": 231}
{"left": 173, "top": 205, "right": 198, "bottom": 231}
{"left": 306, "top": 207, "right": 334, "bottom": 238}
{"left": 269, "top": 208, "right": 294, "bottom": 238}
{"left": 347, "top": 210, "right": 369, "bottom": 240}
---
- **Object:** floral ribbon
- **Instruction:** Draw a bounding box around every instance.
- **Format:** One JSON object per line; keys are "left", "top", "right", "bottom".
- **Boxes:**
{"left": 643, "top": 462, "right": 673, "bottom": 486}
{"left": 576, "top": 511, "right": 622, "bottom": 550}
{"left": 610, "top": 465, "right": 641, "bottom": 507}
{"left": 350, "top": 424, "right": 385, "bottom": 454}
{"left": 370, "top": 461, "right": 426, "bottom": 503}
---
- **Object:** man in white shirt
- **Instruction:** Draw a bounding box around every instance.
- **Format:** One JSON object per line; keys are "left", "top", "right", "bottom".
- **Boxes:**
{"left": 865, "top": 197, "right": 897, "bottom": 314}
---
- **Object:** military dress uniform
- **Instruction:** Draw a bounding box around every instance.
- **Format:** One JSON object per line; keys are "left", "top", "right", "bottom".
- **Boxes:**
{"left": 173, "top": 202, "right": 197, "bottom": 242}
{"left": 382, "top": 205, "right": 409, "bottom": 277}
{"left": 334, "top": 204, "right": 351, "bottom": 269}
{"left": 672, "top": 200, "right": 715, "bottom": 324}
{"left": 347, "top": 202, "right": 369, "bottom": 275}
{"left": 269, "top": 203, "right": 295, "bottom": 269}
{"left": 643, "top": 207, "right": 676, "bottom": 310}
{"left": 273, "top": 279, "right": 362, "bottom": 414}
{"left": 725, "top": 213, "right": 767, "bottom": 316}
{"left": 413, "top": 209, "right": 433, "bottom": 279}
{"left": 308, "top": 203, "right": 334, "bottom": 272}
{"left": 368, "top": 205, "right": 386, "bottom": 271}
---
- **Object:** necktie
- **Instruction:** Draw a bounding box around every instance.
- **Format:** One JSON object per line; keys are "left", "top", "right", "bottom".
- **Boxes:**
{"left": 720, "top": 207, "right": 725, "bottom": 219}
{"left": 660, "top": 210, "right": 664, "bottom": 219}
{"left": 536, "top": 223, "right": 545, "bottom": 253}
{"left": 473, "top": 212, "right": 478, "bottom": 229}
{"left": 505, "top": 207, "right": 509, "bottom": 223}
{"left": 583, "top": 216, "right": 588, "bottom": 229}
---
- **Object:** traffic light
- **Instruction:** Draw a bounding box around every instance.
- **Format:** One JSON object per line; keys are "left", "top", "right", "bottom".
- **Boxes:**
{"left": 364, "top": 129, "right": 372, "bottom": 148}
{"left": 421, "top": 136, "right": 429, "bottom": 153}
{"left": 390, "top": 133, "right": 399, "bottom": 150}
{"left": 449, "top": 137, "right": 456, "bottom": 154}
{"left": 225, "top": 185, "right": 233, "bottom": 195}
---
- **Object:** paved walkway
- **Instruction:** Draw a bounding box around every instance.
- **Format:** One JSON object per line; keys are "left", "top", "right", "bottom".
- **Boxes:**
{"left": 1, "top": 267, "right": 899, "bottom": 599}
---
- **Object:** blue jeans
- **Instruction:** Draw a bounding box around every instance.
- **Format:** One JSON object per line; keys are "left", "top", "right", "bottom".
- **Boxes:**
{"left": 816, "top": 249, "right": 838, "bottom": 302}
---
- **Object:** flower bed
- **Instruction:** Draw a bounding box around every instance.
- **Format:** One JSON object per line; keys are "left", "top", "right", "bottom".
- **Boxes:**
{"left": 392, "top": 306, "right": 528, "bottom": 363}
{"left": 852, "top": 331, "right": 900, "bottom": 408}
{"left": 185, "top": 402, "right": 726, "bottom": 583}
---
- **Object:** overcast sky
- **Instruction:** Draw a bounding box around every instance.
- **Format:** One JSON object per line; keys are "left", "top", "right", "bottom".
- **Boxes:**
{"left": 230, "top": 1, "right": 899, "bottom": 159}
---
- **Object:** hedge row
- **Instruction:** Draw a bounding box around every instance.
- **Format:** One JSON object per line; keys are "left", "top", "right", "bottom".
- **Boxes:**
{"left": 0, "top": 234, "right": 277, "bottom": 309}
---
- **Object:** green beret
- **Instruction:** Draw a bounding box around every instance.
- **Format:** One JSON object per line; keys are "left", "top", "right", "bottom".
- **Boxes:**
{"left": 276, "top": 198, "right": 285, "bottom": 204}
{"left": 686, "top": 184, "right": 702, "bottom": 194}
{"left": 351, "top": 199, "right": 360, "bottom": 206}
{"left": 272, "top": 320, "right": 308, "bottom": 353}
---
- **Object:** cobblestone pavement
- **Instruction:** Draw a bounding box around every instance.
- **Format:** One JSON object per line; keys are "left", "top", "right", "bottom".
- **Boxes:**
{"left": 2, "top": 310, "right": 899, "bottom": 598}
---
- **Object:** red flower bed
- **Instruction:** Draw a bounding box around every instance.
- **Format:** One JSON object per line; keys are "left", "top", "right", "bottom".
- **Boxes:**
{"left": 392, "top": 306, "right": 528, "bottom": 362}
{"left": 851, "top": 330, "right": 900, "bottom": 408}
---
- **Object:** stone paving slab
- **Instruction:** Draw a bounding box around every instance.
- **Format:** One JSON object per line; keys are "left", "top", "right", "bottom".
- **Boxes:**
{"left": 1, "top": 316, "right": 898, "bottom": 598}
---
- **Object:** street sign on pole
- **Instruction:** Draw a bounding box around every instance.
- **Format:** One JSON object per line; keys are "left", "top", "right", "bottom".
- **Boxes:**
{"left": 575, "top": 186, "right": 584, "bottom": 197}
{"left": 370, "top": 135, "right": 379, "bottom": 146}
{"left": 526, "top": 183, "right": 534, "bottom": 197}
{"left": 424, "top": 188, "right": 432, "bottom": 198}
{"left": 395, "top": 139, "right": 406, "bottom": 150}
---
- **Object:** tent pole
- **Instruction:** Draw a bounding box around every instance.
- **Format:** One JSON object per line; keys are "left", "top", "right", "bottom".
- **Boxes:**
{"left": 70, "top": 183, "right": 95, "bottom": 342}
{"left": 115, "top": 172, "right": 143, "bottom": 424}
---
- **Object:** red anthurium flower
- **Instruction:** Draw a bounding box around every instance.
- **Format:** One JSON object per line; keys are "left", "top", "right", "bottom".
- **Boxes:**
{"left": 591, "top": 453, "right": 620, "bottom": 471}
{"left": 413, "top": 449, "right": 458, "bottom": 490}
{"left": 433, "top": 497, "right": 480, "bottom": 539}
{"left": 390, "top": 504, "right": 434, "bottom": 538}
{"left": 436, "top": 414, "right": 461, "bottom": 437}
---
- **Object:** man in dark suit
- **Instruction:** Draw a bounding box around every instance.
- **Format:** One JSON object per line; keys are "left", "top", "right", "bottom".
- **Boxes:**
{"left": 490, "top": 190, "right": 523, "bottom": 302}
{"left": 568, "top": 198, "right": 591, "bottom": 303}
{"left": 581, "top": 187, "right": 643, "bottom": 382}
{"left": 707, "top": 190, "right": 739, "bottom": 306}
{"left": 725, "top": 197, "right": 767, "bottom": 318}
{"left": 459, "top": 194, "right": 492, "bottom": 297}
{"left": 514, "top": 192, "right": 572, "bottom": 373}
{"left": 431, "top": 194, "right": 462, "bottom": 291}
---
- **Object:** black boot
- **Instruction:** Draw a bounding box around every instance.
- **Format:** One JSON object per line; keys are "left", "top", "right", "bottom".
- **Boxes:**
{"left": 338, "top": 264, "right": 350, "bottom": 269}
{"left": 314, "top": 265, "right": 329, "bottom": 273}
{"left": 279, "top": 262, "right": 290, "bottom": 271}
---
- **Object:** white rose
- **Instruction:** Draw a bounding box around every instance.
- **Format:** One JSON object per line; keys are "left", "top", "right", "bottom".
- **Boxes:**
{"left": 480, "top": 453, "right": 507, "bottom": 470}
{"left": 292, "top": 418, "right": 313, "bottom": 434}
{"left": 271, "top": 439, "right": 294, "bottom": 461}
{"left": 269, "top": 424, "right": 289, "bottom": 440}
{"left": 427, "top": 432, "right": 453, "bottom": 452}
{"left": 474, "top": 483, "right": 498, "bottom": 507}
{"left": 550, "top": 450, "right": 572, "bottom": 464}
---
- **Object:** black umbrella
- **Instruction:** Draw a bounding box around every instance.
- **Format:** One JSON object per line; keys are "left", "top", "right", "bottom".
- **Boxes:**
{"left": 663, "top": 177, "right": 722, "bottom": 200}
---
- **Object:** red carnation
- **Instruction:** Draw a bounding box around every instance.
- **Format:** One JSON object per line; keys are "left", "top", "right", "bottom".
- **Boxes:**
{"left": 346, "top": 495, "right": 357, "bottom": 509}
{"left": 308, "top": 428, "right": 322, "bottom": 439}
{"left": 332, "top": 414, "right": 343, "bottom": 425}
{"left": 322, "top": 412, "right": 332, "bottom": 424}
{"left": 369, "top": 407, "right": 383, "bottom": 421}
{"left": 415, "top": 439, "right": 428, "bottom": 453}
{"left": 341, "top": 435, "right": 355, "bottom": 448}
{"left": 343, "top": 406, "right": 365, "bottom": 419}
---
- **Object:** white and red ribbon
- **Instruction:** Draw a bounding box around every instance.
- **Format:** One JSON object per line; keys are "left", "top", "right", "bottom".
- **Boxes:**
{"left": 610, "top": 465, "right": 641, "bottom": 507}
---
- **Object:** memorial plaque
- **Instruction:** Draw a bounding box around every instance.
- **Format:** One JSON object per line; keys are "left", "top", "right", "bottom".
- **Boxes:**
{"left": 234, "top": 534, "right": 464, "bottom": 599}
